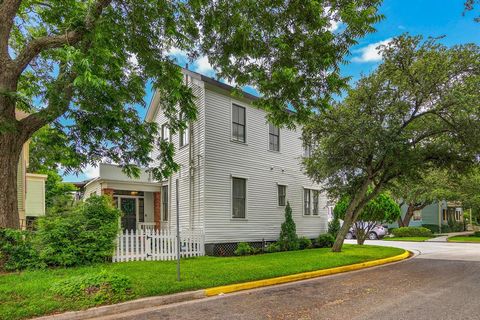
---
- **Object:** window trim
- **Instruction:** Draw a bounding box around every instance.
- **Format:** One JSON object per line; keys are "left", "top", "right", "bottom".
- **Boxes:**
{"left": 303, "top": 188, "right": 321, "bottom": 217}
{"left": 179, "top": 113, "right": 189, "bottom": 148}
{"left": 161, "top": 185, "right": 169, "bottom": 222}
{"left": 161, "top": 123, "right": 170, "bottom": 141}
{"left": 231, "top": 176, "right": 248, "bottom": 220}
{"left": 231, "top": 103, "right": 246, "bottom": 143}
{"left": 268, "top": 123, "right": 280, "bottom": 152}
{"left": 277, "top": 184, "right": 287, "bottom": 207}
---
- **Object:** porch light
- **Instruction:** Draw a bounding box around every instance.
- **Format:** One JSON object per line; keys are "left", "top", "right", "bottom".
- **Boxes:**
{"left": 130, "top": 191, "right": 138, "bottom": 196}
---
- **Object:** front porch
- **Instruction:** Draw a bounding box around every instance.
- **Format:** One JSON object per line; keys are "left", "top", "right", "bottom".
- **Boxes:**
{"left": 84, "top": 164, "right": 170, "bottom": 231}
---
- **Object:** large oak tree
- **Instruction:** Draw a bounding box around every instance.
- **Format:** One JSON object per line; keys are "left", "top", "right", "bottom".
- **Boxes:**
{"left": 302, "top": 35, "right": 480, "bottom": 252}
{"left": 0, "top": 0, "right": 382, "bottom": 228}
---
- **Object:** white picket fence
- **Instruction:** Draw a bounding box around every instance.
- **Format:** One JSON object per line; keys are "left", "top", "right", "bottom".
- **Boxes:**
{"left": 113, "top": 229, "right": 205, "bottom": 262}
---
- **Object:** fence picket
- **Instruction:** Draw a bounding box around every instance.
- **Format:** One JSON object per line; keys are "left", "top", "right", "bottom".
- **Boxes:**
{"left": 112, "top": 228, "right": 204, "bottom": 262}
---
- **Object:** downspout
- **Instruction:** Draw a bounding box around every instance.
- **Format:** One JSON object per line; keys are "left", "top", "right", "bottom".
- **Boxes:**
{"left": 186, "top": 73, "right": 194, "bottom": 231}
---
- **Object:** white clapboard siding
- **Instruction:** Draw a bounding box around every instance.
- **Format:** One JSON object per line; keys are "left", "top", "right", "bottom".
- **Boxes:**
{"left": 113, "top": 229, "right": 205, "bottom": 262}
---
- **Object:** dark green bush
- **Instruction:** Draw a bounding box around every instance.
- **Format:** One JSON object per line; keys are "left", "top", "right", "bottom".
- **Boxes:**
{"left": 234, "top": 242, "right": 253, "bottom": 256}
{"left": 0, "top": 229, "right": 42, "bottom": 271}
{"left": 278, "top": 202, "right": 299, "bottom": 251}
{"left": 52, "top": 271, "right": 132, "bottom": 304}
{"left": 265, "top": 242, "right": 280, "bottom": 253}
{"left": 327, "top": 218, "right": 341, "bottom": 238}
{"left": 316, "top": 233, "right": 335, "bottom": 248}
{"left": 298, "top": 237, "right": 312, "bottom": 250}
{"left": 422, "top": 224, "right": 439, "bottom": 233}
{"left": 35, "top": 196, "right": 121, "bottom": 267}
{"left": 392, "top": 227, "right": 433, "bottom": 237}
{"left": 473, "top": 231, "right": 480, "bottom": 237}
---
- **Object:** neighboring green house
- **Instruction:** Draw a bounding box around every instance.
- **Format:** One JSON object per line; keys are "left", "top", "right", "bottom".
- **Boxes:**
{"left": 16, "top": 110, "right": 48, "bottom": 229}
{"left": 389, "top": 200, "right": 463, "bottom": 231}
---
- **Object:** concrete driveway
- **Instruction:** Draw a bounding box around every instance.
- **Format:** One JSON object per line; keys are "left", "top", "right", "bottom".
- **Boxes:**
{"left": 97, "top": 241, "right": 480, "bottom": 320}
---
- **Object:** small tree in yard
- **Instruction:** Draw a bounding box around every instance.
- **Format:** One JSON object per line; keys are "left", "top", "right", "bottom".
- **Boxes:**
{"left": 334, "top": 193, "right": 400, "bottom": 245}
{"left": 303, "top": 35, "right": 480, "bottom": 252}
{"left": 278, "top": 202, "right": 299, "bottom": 251}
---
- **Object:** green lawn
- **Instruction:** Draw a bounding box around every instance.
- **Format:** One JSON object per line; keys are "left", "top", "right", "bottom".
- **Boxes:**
{"left": 0, "top": 245, "right": 404, "bottom": 320}
{"left": 447, "top": 235, "right": 480, "bottom": 243}
{"left": 383, "top": 236, "right": 434, "bottom": 242}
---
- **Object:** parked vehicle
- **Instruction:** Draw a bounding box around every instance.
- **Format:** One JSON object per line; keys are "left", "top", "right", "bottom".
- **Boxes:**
{"left": 345, "top": 223, "right": 388, "bottom": 240}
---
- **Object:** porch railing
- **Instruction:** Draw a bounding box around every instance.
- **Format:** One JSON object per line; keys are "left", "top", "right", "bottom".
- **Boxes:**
{"left": 137, "top": 222, "right": 157, "bottom": 231}
{"left": 113, "top": 229, "right": 205, "bottom": 262}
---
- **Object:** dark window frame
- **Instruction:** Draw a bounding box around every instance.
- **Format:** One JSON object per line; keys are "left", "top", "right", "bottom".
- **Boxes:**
{"left": 232, "top": 177, "right": 246, "bottom": 219}
{"left": 162, "top": 185, "right": 168, "bottom": 221}
{"left": 232, "top": 104, "right": 246, "bottom": 143}
{"left": 269, "top": 123, "right": 280, "bottom": 151}
{"left": 278, "top": 184, "right": 286, "bottom": 206}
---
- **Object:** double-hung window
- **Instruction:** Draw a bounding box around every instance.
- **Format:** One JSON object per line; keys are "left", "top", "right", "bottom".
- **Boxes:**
{"left": 232, "top": 104, "right": 246, "bottom": 142}
{"left": 278, "top": 185, "right": 286, "bottom": 206}
{"left": 232, "top": 177, "right": 246, "bottom": 218}
{"left": 179, "top": 113, "right": 189, "bottom": 147}
{"left": 162, "top": 185, "right": 168, "bottom": 221}
{"left": 304, "top": 189, "right": 320, "bottom": 216}
{"left": 269, "top": 123, "right": 280, "bottom": 151}
{"left": 161, "top": 123, "right": 170, "bottom": 141}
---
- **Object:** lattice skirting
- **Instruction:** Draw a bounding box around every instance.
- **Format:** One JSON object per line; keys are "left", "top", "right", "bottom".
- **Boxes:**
{"left": 205, "top": 240, "right": 275, "bottom": 256}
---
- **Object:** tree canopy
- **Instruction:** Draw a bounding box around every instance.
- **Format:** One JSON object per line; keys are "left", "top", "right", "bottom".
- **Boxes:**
{"left": 0, "top": 0, "right": 383, "bottom": 228}
{"left": 302, "top": 35, "right": 480, "bottom": 251}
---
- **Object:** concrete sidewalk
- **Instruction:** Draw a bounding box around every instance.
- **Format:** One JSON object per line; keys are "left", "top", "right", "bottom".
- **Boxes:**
{"left": 426, "top": 231, "right": 473, "bottom": 242}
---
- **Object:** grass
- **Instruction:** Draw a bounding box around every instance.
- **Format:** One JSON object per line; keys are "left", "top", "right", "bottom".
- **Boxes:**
{"left": 447, "top": 235, "right": 480, "bottom": 243}
{"left": 383, "top": 236, "right": 434, "bottom": 242}
{"left": 0, "top": 245, "right": 404, "bottom": 320}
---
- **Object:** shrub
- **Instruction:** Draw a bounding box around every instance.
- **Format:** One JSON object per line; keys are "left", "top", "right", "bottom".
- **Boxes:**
{"left": 0, "top": 229, "right": 42, "bottom": 271}
{"left": 265, "top": 242, "right": 280, "bottom": 253}
{"left": 327, "top": 217, "right": 341, "bottom": 238}
{"left": 316, "top": 233, "right": 335, "bottom": 248}
{"left": 298, "top": 237, "right": 312, "bottom": 250}
{"left": 473, "top": 231, "right": 480, "bottom": 237}
{"left": 234, "top": 242, "right": 253, "bottom": 256}
{"left": 422, "top": 224, "right": 439, "bottom": 233}
{"left": 392, "top": 227, "right": 433, "bottom": 237}
{"left": 35, "top": 195, "right": 121, "bottom": 267}
{"left": 52, "top": 271, "right": 132, "bottom": 304}
{"left": 278, "top": 202, "right": 299, "bottom": 251}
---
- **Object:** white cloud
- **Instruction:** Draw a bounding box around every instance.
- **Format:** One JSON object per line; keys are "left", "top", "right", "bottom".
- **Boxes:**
{"left": 328, "top": 20, "right": 341, "bottom": 32}
{"left": 194, "top": 56, "right": 214, "bottom": 74}
{"left": 352, "top": 38, "right": 392, "bottom": 63}
{"left": 83, "top": 164, "right": 100, "bottom": 179}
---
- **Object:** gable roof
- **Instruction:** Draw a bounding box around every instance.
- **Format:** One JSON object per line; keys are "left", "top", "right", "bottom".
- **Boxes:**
{"left": 144, "top": 68, "right": 258, "bottom": 123}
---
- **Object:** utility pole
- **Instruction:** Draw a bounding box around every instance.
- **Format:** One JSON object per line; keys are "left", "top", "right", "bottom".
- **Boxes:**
{"left": 176, "top": 178, "right": 181, "bottom": 281}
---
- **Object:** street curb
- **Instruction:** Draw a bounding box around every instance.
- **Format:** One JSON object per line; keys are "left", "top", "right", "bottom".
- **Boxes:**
{"left": 34, "top": 250, "right": 410, "bottom": 320}
{"left": 204, "top": 250, "right": 410, "bottom": 296}
{"left": 33, "top": 290, "right": 206, "bottom": 320}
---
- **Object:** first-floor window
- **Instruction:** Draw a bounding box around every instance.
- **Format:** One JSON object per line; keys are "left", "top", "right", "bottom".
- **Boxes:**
{"left": 442, "top": 209, "right": 447, "bottom": 221}
{"left": 313, "top": 190, "right": 319, "bottom": 215}
{"left": 304, "top": 189, "right": 311, "bottom": 215}
{"left": 232, "top": 177, "right": 246, "bottom": 218}
{"left": 162, "top": 185, "right": 168, "bottom": 221}
{"left": 304, "top": 189, "right": 320, "bottom": 216}
{"left": 413, "top": 210, "right": 422, "bottom": 221}
{"left": 278, "top": 185, "right": 286, "bottom": 206}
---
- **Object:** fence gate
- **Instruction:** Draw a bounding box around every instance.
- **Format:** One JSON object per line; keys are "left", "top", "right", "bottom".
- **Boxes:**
{"left": 113, "top": 229, "right": 205, "bottom": 262}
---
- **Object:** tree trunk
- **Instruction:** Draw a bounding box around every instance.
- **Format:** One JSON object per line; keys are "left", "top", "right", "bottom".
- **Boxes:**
{"left": 401, "top": 204, "right": 415, "bottom": 227}
{"left": 0, "top": 133, "right": 22, "bottom": 229}
{"left": 332, "top": 179, "right": 372, "bottom": 252}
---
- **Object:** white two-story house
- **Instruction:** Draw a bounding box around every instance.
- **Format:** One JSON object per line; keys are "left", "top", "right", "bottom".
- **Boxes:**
{"left": 84, "top": 68, "right": 329, "bottom": 255}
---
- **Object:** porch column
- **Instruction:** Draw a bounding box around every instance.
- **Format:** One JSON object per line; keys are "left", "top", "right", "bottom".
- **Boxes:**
{"left": 154, "top": 191, "right": 161, "bottom": 229}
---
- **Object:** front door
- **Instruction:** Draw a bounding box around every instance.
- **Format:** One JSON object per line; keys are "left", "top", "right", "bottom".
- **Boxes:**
{"left": 120, "top": 198, "right": 137, "bottom": 230}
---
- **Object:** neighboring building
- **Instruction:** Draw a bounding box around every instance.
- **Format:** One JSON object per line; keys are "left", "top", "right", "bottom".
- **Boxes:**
{"left": 86, "top": 68, "right": 329, "bottom": 254}
{"left": 16, "top": 110, "right": 48, "bottom": 229}
{"left": 389, "top": 200, "right": 463, "bottom": 231}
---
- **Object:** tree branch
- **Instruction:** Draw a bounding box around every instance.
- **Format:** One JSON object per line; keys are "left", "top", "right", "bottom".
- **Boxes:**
{"left": 0, "top": 0, "right": 21, "bottom": 61}
{"left": 13, "top": 0, "right": 111, "bottom": 75}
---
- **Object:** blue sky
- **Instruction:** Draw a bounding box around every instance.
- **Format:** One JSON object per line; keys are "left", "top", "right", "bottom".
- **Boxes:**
{"left": 64, "top": 0, "right": 480, "bottom": 182}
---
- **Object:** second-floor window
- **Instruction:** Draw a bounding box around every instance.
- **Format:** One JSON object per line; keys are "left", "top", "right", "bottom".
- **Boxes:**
{"left": 179, "top": 113, "right": 189, "bottom": 147}
{"left": 161, "top": 123, "right": 170, "bottom": 141}
{"left": 269, "top": 123, "right": 280, "bottom": 151}
{"left": 232, "top": 104, "right": 246, "bottom": 142}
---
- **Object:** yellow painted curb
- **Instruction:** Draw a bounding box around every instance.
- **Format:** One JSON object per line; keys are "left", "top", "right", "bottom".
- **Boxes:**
{"left": 205, "top": 250, "right": 410, "bottom": 296}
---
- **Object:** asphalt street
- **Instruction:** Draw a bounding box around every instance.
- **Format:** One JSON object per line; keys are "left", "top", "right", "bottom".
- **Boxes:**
{"left": 97, "top": 240, "right": 480, "bottom": 320}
